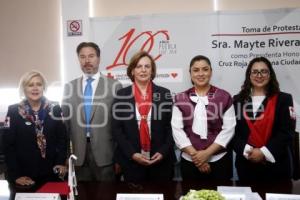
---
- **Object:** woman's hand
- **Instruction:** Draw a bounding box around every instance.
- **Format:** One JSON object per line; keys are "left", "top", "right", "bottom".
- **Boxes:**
{"left": 132, "top": 153, "right": 153, "bottom": 166}
{"left": 53, "top": 165, "right": 67, "bottom": 178}
{"left": 191, "top": 150, "right": 210, "bottom": 167}
{"left": 15, "top": 176, "right": 35, "bottom": 186}
{"left": 198, "top": 162, "right": 211, "bottom": 174}
{"left": 150, "top": 152, "right": 163, "bottom": 164}
{"left": 247, "top": 148, "right": 265, "bottom": 163}
{"left": 114, "top": 163, "right": 122, "bottom": 175}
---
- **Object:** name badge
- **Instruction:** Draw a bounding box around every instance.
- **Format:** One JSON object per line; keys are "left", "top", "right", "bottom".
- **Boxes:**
{"left": 15, "top": 193, "right": 61, "bottom": 200}
{"left": 25, "top": 121, "right": 32, "bottom": 126}
{"left": 221, "top": 193, "right": 246, "bottom": 200}
{"left": 116, "top": 193, "right": 163, "bottom": 200}
{"left": 266, "top": 193, "right": 300, "bottom": 200}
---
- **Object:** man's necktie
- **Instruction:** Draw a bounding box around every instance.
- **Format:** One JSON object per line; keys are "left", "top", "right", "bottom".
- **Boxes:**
{"left": 84, "top": 77, "right": 94, "bottom": 136}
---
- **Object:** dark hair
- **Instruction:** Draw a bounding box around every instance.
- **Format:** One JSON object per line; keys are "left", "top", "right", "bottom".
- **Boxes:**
{"left": 189, "top": 55, "right": 212, "bottom": 72}
{"left": 76, "top": 42, "right": 101, "bottom": 57}
{"left": 127, "top": 51, "right": 157, "bottom": 82}
{"left": 189, "top": 55, "right": 212, "bottom": 85}
{"left": 238, "top": 57, "right": 280, "bottom": 102}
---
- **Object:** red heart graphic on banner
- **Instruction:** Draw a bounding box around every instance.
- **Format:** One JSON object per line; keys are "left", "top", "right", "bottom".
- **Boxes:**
{"left": 171, "top": 73, "right": 178, "bottom": 78}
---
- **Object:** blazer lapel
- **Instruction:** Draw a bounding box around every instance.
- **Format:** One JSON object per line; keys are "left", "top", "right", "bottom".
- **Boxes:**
{"left": 244, "top": 97, "right": 268, "bottom": 122}
{"left": 126, "top": 85, "right": 139, "bottom": 132}
{"left": 244, "top": 98, "right": 254, "bottom": 121}
{"left": 150, "top": 84, "right": 160, "bottom": 128}
{"left": 254, "top": 97, "right": 268, "bottom": 120}
{"left": 76, "top": 77, "right": 86, "bottom": 122}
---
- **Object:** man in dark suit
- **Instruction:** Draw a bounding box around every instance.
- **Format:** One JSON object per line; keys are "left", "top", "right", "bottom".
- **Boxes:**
{"left": 62, "top": 42, "right": 122, "bottom": 181}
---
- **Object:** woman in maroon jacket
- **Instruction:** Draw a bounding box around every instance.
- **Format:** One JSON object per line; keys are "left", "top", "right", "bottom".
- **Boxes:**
{"left": 172, "top": 55, "right": 236, "bottom": 180}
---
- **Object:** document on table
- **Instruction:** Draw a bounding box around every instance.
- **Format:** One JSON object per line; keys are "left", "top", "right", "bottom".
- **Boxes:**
{"left": 0, "top": 180, "right": 10, "bottom": 200}
{"left": 217, "top": 186, "right": 262, "bottom": 200}
{"left": 14, "top": 193, "right": 61, "bottom": 200}
{"left": 116, "top": 193, "right": 163, "bottom": 200}
{"left": 266, "top": 193, "right": 300, "bottom": 200}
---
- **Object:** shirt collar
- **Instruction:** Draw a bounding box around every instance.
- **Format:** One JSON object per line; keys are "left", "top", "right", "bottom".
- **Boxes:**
{"left": 83, "top": 72, "right": 100, "bottom": 82}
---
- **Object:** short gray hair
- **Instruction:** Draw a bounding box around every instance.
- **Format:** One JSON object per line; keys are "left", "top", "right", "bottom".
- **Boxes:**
{"left": 19, "top": 70, "right": 47, "bottom": 98}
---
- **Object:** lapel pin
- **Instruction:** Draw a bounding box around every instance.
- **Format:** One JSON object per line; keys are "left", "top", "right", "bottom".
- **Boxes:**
{"left": 25, "top": 121, "right": 32, "bottom": 126}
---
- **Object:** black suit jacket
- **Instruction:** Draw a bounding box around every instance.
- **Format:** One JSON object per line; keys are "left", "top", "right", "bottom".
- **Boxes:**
{"left": 232, "top": 92, "right": 296, "bottom": 180}
{"left": 112, "top": 83, "right": 175, "bottom": 180}
{"left": 4, "top": 103, "right": 67, "bottom": 183}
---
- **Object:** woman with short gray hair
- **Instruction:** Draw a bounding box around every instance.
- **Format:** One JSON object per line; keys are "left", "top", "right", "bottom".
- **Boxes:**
{"left": 3, "top": 70, "right": 67, "bottom": 187}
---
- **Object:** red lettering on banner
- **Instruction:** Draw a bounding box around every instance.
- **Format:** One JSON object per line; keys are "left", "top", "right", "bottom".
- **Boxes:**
{"left": 106, "top": 28, "right": 170, "bottom": 70}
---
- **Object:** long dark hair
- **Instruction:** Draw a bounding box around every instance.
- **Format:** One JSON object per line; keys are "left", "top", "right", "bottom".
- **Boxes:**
{"left": 238, "top": 57, "right": 280, "bottom": 102}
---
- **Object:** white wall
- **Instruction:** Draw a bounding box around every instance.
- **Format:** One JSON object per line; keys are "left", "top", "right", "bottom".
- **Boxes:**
{"left": 0, "top": 0, "right": 61, "bottom": 87}
{"left": 90, "top": 0, "right": 300, "bottom": 17}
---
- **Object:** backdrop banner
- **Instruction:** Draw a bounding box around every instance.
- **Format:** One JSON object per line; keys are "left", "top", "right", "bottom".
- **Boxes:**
{"left": 87, "top": 8, "right": 300, "bottom": 130}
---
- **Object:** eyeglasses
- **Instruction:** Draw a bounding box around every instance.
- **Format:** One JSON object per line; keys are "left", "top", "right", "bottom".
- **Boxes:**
{"left": 251, "top": 69, "right": 270, "bottom": 77}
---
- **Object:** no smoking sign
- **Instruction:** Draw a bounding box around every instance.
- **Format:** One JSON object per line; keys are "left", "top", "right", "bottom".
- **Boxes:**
{"left": 67, "top": 20, "right": 82, "bottom": 36}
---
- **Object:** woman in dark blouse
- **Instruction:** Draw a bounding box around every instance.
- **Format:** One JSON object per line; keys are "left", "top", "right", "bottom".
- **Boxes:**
{"left": 112, "top": 51, "right": 174, "bottom": 182}
{"left": 232, "top": 57, "right": 296, "bottom": 181}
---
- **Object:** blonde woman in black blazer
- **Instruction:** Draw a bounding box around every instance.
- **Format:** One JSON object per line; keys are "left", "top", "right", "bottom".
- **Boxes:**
{"left": 4, "top": 71, "right": 67, "bottom": 187}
